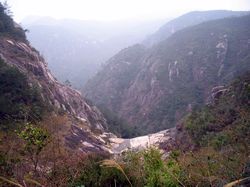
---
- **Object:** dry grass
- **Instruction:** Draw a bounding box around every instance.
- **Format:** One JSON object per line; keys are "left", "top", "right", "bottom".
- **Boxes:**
{"left": 224, "top": 177, "right": 250, "bottom": 187}
{"left": 100, "top": 159, "right": 132, "bottom": 187}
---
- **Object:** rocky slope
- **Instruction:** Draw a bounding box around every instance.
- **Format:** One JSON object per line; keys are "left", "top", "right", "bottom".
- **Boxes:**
{"left": 111, "top": 72, "right": 250, "bottom": 155}
{"left": 84, "top": 14, "right": 250, "bottom": 136}
{"left": 0, "top": 35, "right": 115, "bottom": 152}
{"left": 85, "top": 44, "right": 147, "bottom": 112}
{"left": 143, "top": 10, "right": 249, "bottom": 47}
{"left": 0, "top": 34, "right": 175, "bottom": 154}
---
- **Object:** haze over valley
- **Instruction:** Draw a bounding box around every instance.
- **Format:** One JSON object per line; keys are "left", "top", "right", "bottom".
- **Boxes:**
{"left": 22, "top": 17, "right": 166, "bottom": 87}
{"left": 0, "top": 0, "right": 250, "bottom": 186}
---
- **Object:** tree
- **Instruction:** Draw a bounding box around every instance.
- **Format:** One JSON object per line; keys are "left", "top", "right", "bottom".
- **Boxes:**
{"left": 3, "top": 1, "right": 12, "bottom": 16}
{"left": 0, "top": 1, "right": 26, "bottom": 40}
{"left": 17, "top": 124, "right": 49, "bottom": 172}
{"left": 64, "top": 79, "right": 72, "bottom": 87}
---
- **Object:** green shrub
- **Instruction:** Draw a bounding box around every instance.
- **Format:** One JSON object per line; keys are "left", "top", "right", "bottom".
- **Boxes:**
{"left": 68, "top": 154, "right": 129, "bottom": 187}
{"left": 210, "top": 133, "right": 230, "bottom": 150}
{"left": 179, "top": 73, "right": 250, "bottom": 185}
{"left": 97, "top": 105, "right": 142, "bottom": 138}
{"left": 0, "top": 58, "right": 46, "bottom": 129}
{"left": 17, "top": 124, "right": 49, "bottom": 172}
{"left": 143, "top": 148, "right": 180, "bottom": 187}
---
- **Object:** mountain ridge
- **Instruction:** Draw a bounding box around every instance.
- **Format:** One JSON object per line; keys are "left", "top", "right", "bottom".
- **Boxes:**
{"left": 23, "top": 17, "right": 166, "bottom": 87}
{"left": 143, "top": 10, "right": 249, "bottom": 47}
{"left": 84, "top": 13, "right": 250, "bottom": 136}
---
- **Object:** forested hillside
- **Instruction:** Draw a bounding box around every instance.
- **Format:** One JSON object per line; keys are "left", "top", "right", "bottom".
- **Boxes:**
{"left": 85, "top": 14, "right": 250, "bottom": 136}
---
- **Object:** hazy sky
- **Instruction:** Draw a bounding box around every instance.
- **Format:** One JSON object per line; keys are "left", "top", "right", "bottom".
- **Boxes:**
{"left": 5, "top": 0, "right": 250, "bottom": 22}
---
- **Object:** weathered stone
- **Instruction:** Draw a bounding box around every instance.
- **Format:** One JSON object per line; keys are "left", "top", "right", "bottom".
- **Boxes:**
{"left": 0, "top": 37, "right": 113, "bottom": 153}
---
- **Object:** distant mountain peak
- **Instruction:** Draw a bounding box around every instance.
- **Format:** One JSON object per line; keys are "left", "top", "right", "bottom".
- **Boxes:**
{"left": 143, "top": 10, "right": 249, "bottom": 47}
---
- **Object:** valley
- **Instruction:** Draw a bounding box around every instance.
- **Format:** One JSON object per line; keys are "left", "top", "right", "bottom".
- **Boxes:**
{"left": 23, "top": 17, "right": 166, "bottom": 88}
{"left": 0, "top": 2, "right": 249, "bottom": 186}
{"left": 85, "top": 11, "right": 250, "bottom": 137}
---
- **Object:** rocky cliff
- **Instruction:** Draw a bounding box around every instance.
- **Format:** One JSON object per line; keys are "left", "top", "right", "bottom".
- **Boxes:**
{"left": 84, "top": 14, "right": 250, "bottom": 136}
{"left": 0, "top": 36, "right": 115, "bottom": 152}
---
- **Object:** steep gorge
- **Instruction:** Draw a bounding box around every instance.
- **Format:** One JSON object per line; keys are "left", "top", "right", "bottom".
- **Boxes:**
{"left": 84, "top": 14, "right": 250, "bottom": 136}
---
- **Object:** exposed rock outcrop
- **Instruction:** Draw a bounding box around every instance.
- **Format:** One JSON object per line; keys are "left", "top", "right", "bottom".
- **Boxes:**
{"left": 110, "top": 128, "right": 176, "bottom": 154}
{"left": 0, "top": 37, "right": 113, "bottom": 152}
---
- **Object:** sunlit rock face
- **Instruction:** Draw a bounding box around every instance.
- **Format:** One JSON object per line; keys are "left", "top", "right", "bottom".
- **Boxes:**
{"left": 110, "top": 128, "right": 176, "bottom": 154}
{"left": 85, "top": 14, "right": 250, "bottom": 135}
{"left": 0, "top": 37, "right": 114, "bottom": 153}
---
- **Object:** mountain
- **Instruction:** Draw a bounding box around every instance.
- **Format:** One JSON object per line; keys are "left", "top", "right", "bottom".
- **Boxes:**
{"left": 143, "top": 10, "right": 249, "bottom": 47}
{"left": 22, "top": 17, "right": 166, "bottom": 88}
{"left": 173, "top": 72, "right": 250, "bottom": 152}
{"left": 1, "top": 4, "right": 250, "bottom": 186}
{"left": 0, "top": 6, "right": 113, "bottom": 153}
{"left": 166, "top": 72, "right": 250, "bottom": 186}
{"left": 112, "top": 71, "right": 250, "bottom": 155}
{"left": 84, "top": 13, "right": 250, "bottom": 136}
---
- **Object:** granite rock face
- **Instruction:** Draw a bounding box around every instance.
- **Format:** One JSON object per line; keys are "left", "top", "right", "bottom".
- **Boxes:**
{"left": 0, "top": 37, "right": 113, "bottom": 153}
{"left": 110, "top": 128, "right": 176, "bottom": 154}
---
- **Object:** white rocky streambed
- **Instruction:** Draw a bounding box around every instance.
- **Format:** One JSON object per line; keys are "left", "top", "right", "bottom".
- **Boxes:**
{"left": 109, "top": 128, "right": 176, "bottom": 154}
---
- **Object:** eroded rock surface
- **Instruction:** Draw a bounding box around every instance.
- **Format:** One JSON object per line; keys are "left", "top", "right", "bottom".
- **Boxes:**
{"left": 110, "top": 128, "right": 176, "bottom": 154}
{"left": 0, "top": 37, "right": 113, "bottom": 153}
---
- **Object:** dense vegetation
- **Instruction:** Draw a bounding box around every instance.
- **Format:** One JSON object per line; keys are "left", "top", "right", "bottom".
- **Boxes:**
{"left": 98, "top": 105, "right": 142, "bottom": 138}
{"left": 0, "top": 121, "right": 181, "bottom": 187}
{"left": 185, "top": 75, "right": 250, "bottom": 148}
{"left": 0, "top": 58, "right": 46, "bottom": 129}
{"left": 173, "top": 73, "right": 250, "bottom": 186}
{"left": 1, "top": 74, "right": 249, "bottom": 186}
